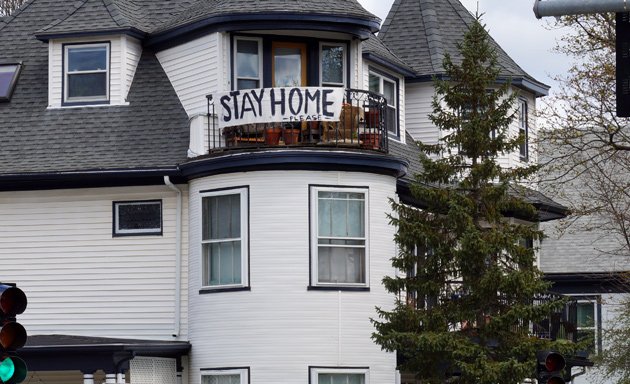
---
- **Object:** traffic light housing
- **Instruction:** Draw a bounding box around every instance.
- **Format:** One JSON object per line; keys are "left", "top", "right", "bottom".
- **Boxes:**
{"left": 536, "top": 351, "right": 566, "bottom": 384}
{"left": 0, "top": 284, "right": 27, "bottom": 384}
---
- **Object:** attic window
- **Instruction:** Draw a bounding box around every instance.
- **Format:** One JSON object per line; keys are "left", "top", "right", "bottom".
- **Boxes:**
{"left": 0, "top": 63, "right": 22, "bottom": 102}
{"left": 64, "top": 43, "right": 110, "bottom": 104}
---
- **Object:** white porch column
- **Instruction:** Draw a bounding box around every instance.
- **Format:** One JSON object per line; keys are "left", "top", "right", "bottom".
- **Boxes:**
{"left": 83, "top": 374, "right": 94, "bottom": 384}
{"left": 105, "top": 373, "right": 116, "bottom": 383}
{"left": 116, "top": 373, "right": 125, "bottom": 384}
{"left": 177, "top": 370, "right": 183, "bottom": 384}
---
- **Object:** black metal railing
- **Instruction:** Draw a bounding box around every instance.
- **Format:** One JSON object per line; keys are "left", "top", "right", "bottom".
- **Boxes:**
{"left": 205, "top": 88, "right": 389, "bottom": 153}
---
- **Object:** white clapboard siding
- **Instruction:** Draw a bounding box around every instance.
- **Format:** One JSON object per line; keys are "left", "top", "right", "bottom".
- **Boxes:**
{"left": 48, "top": 35, "right": 136, "bottom": 108}
{"left": 0, "top": 185, "right": 189, "bottom": 341}
{"left": 124, "top": 35, "right": 143, "bottom": 100}
{"left": 156, "top": 33, "right": 220, "bottom": 118}
{"left": 188, "top": 170, "right": 398, "bottom": 384}
{"left": 405, "top": 82, "right": 437, "bottom": 145}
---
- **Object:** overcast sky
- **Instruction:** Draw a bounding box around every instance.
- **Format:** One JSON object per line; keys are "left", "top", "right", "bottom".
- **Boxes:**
{"left": 357, "top": 0, "right": 571, "bottom": 94}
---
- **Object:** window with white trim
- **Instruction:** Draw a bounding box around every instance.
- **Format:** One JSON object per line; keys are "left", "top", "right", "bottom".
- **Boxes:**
{"left": 310, "top": 367, "right": 368, "bottom": 384}
{"left": 311, "top": 187, "right": 368, "bottom": 287}
{"left": 201, "top": 187, "right": 248, "bottom": 288}
{"left": 368, "top": 71, "right": 398, "bottom": 137}
{"left": 575, "top": 298, "right": 599, "bottom": 355}
{"left": 518, "top": 98, "right": 528, "bottom": 160}
{"left": 320, "top": 42, "right": 346, "bottom": 87}
{"left": 201, "top": 368, "right": 249, "bottom": 384}
{"left": 234, "top": 37, "right": 262, "bottom": 90}
{"left": 64, "top": 43, "right": 109, "bottom": 104}
{"left": 113, "top": 200, "right": 162, "bottom": 236}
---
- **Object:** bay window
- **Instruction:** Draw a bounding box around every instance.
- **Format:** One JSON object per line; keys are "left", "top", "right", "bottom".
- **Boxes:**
{"left": 320, "top": 42, "right": 346, "bottom": 87}
{"left": 234, "top": 37, "right": 262, "bottom": 90}
{"left": 310, "top": 367, "right": 368, "bottom": 384}
{"left": 310, "top": 186, "right": 368, "bottom": 287}
{"left": 201, "top": 187, "right": 249, "bottom": 289}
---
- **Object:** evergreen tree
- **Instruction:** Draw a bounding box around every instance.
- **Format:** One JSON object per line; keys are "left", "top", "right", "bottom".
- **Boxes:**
{"left": 372, "top": 17, "right": 573, "bottom": 384}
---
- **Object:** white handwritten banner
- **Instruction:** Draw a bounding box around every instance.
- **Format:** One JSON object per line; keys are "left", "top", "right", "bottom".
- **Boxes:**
{"left": 213, "top": 87, "right": 344, "bottom": 129}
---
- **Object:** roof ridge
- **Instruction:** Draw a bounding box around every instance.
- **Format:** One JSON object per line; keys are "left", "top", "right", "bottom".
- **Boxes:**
{"left": 419, "top": 0, "right": 444, "bottom": 73}
{"left": 102, "top": 0, "right": 132, "bottom": 28}
{"left": 378, "top": 0, "right": 401, "bottom": 36}
{"left": 37, "top": 0, "right": 89, "bottom": 33}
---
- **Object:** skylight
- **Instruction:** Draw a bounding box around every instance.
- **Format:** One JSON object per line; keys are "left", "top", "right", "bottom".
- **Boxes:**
{"left": 0, "top": 63, "right": 22, "bottom": 102}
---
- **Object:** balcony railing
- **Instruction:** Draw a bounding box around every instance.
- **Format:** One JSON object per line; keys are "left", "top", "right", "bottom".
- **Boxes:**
{"left": 206, "top": 88, "right": 389, "bottom": 153}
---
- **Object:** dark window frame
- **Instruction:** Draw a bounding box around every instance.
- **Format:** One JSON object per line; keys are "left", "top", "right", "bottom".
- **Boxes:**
{"left": 112, "top": 199, "right": 163, "bottom": 237}
{"left": 308, "top": 366, "right": 370, "bottom": 384}
{"left": 0, "top": 62, "right": 23, "bottom": 102}
{"left": 230, "top": 33, "right": 350, "bottom": 91}
{"left": 308, "top": 184, "right": 370, "bottom": 290}
{"left": 199, "top": 186, "right": 250, "bottom": 292}
{"left": 200, "top": 367, "right": 250, "bottom": 384}
{"left": 62, "top": 41, "right": 111, "bottom": 106}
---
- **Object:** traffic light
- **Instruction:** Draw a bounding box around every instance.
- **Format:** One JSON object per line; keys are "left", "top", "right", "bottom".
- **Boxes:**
{"left": 536, "top": 351, "right": 566, "bottom": 384}
{"left": 0, "top": 284, "right": 27, "bottom": 384}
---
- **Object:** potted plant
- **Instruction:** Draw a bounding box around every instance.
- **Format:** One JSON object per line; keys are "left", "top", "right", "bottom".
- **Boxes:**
{"left": 264, "top": 125, "right": 282, "bottom": 145}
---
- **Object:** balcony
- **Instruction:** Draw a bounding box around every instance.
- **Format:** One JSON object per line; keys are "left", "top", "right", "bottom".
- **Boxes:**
{"left": 206, "top": 88, "right": 389, "bottom": 154}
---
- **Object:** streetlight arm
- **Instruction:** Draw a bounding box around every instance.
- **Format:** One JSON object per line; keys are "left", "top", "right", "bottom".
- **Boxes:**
{"left": 534, "top": 0, "right": 630, "bottom": 19}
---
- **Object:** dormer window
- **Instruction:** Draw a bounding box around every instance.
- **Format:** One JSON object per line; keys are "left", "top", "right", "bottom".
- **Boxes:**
{"left": 64, "top": 43, "right": 110, "bottom": 104}
{"left": 0, "top": 63, "right": 22, "bottom": 102}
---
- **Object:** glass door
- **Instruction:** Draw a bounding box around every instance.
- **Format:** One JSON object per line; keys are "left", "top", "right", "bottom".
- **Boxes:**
{"left": 272, "top": 42, "right": 307, "bottom": 87}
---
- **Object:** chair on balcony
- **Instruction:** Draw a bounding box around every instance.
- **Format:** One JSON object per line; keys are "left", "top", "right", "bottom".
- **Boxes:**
{"left": 321, "top": 103, "right": 364, "bottom": 144}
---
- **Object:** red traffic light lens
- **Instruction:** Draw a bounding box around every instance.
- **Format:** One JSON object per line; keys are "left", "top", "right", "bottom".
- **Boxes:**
{"left": 545, "top": 352, "right": 566, "bottom": 371}
{"left": 0, "top": 322, "right": 27, "bottom": 350}
{"left": 0, "top": 286, "right": 27, "bottom": 317}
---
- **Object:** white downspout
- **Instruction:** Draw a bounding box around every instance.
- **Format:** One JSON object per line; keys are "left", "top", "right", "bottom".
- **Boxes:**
{"left": 164, "top": 176, "right": 182, "bottom": 338}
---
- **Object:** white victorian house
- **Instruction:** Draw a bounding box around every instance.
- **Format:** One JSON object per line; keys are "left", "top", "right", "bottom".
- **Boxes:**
{"left": 0, "top": 0, "right": 566, "bottom": 383}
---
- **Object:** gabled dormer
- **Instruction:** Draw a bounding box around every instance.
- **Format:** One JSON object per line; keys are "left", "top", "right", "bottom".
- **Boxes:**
{"left": 35, "top": 0, "right": 148, "bottom": 107}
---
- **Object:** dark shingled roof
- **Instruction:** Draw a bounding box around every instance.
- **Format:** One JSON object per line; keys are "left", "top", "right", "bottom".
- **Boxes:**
{"left": 152, "top": 0, "right": 381, "bottom": 34}
{"left": 378, "top": 0, "right": 546, "bottom": 89}
{"left": 36, "top": 0, "right": 199, "bottom": 38}
{"left": 0, "top": 0, "right": 189, "bottom": 176}
{"left": 362, "top": 34, "right": 415, "bottom": 75}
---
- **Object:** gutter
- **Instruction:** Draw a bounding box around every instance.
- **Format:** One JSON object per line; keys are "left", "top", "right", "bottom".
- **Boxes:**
{"left": 164, "top": 176, "right": 183, "bottom": 339}
{"left": 533, "top": 0, "right": 630, "bottom": 19}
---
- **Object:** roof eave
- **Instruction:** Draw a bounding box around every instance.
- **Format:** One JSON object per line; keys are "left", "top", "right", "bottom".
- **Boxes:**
{"left": 362, "top": 52, "right": 416, "bottom": 77}
{"left": 146, "top": 13, "right": 380, "bottom": 49}
{"left": 35, "top": 27, "right": 147, "bottom": 42}
{"left": 405, "top": 73, "right": 550, "bottom": 97}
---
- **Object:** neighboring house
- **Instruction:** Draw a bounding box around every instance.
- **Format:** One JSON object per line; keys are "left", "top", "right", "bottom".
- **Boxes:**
{"left": 0, "top": 0, "right": 564, "bottom": 383}
{"left": 540, "top": 167, "right": 630, "bottom": 384}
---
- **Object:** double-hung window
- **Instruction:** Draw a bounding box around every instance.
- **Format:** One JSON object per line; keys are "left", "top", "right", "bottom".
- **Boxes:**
{"left": 202, "top": 368, "right": 249, "bottom": 384}
{"left": 234, "top": 37, "right": 262, "bottom": 90}
{"left": 64, "top": 43, "right": 109, "bottom": 104}
{"left": 320, "top": 43, "right": 346, "bottom": 88}
{"left": 368, "top": 71, "right": 398, "bottom": 137}
{"left": 310, "top": 367, "right": 368, "bottom": 384}
{"left": 575, "top": 298, "right": 599, "bottom": 354}
{"left": 518, "top": 99, "right": 528, "bottom": 160}
{"left": 201, "top": 187, "right": 248, "bottom": 289}
{"left": 311, "top": 186, "right": 368, "bottom": 287}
